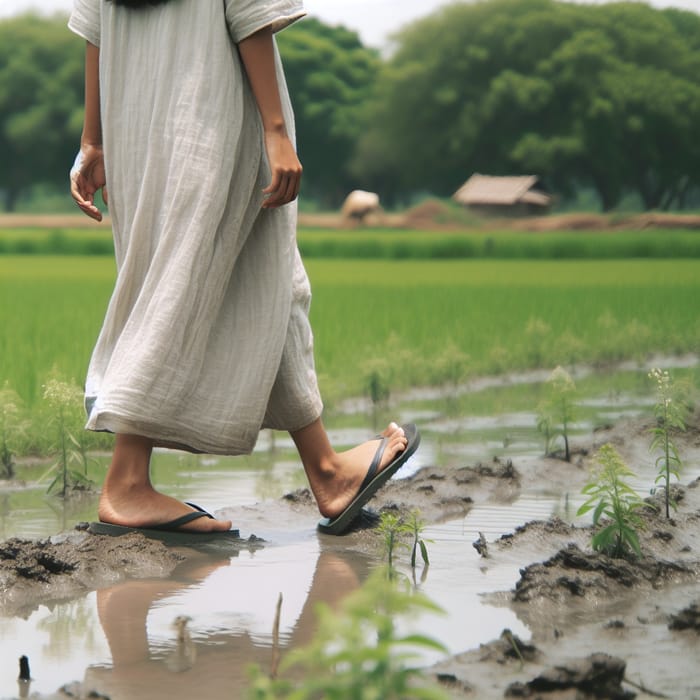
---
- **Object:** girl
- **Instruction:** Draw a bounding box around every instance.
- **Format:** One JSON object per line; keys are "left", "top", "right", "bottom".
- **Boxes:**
{"left": 69, "top": 0, "right": 418, "bottom": 536}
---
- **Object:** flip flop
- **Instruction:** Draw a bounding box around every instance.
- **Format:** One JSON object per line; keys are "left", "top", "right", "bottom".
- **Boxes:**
{"left": 88, "top": 502, "right": 241, "bottom": 545}
{"left": 317, "top": 423, "right": 420, "bottom": 536}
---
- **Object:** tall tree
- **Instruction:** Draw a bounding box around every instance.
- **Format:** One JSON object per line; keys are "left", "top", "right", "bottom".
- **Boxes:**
{"left": 277, "top": 19, "right": 380, "bottom": 207}
{"left": 353, "top": 0, "right": 700, "bottom": 210}
{"left": 0, "top": 14, "right": 84, "bottom": 211}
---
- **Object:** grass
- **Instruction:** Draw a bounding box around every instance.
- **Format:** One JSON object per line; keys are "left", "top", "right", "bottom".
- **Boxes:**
{"left": 2, "top": 256, "right": 699, "bottom": 416}
{"left": 3, "top": 226, "right": 700, "bottom": 259}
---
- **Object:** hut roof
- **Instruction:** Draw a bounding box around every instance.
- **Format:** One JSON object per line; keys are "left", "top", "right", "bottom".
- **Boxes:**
{"left": 453, "top": 174, "right": 551, "bottom": 206}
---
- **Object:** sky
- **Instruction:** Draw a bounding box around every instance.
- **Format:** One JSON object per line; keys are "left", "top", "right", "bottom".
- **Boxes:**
{"left": 0, "top": 0, "right": 699, "bottom": 47}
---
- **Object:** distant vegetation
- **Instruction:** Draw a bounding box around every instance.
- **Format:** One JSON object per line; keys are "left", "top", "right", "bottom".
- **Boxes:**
{"left": 1, "top": 0, "right": 699, "bottom": 212}
{"left": 3, "top": 227, "right": 700, "bottom": 259}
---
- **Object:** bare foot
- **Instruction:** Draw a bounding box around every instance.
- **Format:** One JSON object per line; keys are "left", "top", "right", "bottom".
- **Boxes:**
{"left": 312, "top": 422, "right": 408, "bottom": 520}
{"left": 98, "top": 486, "right": 232, "bottom": 533}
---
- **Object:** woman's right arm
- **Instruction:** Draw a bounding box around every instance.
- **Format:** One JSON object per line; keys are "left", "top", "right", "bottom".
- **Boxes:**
{"left": 70, "top": 41, "right": 107, "bottom": 221}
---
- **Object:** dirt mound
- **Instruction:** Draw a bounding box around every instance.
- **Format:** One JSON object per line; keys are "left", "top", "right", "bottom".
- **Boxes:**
{"left": 505, "top": 653, "right": 633, "bottom": 699}
{"left": 513, "top": 543, "right": 696, "bottom": 602}
{"left": 402, "top": 199, "right": 455, "bottom": 227}
{"left": 506, "top": 212, "right": 700, "bottom": 232}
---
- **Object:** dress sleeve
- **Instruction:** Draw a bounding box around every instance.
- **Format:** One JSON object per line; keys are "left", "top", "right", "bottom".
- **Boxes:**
{"left": 68, "top": 0, "right": 101, "bottom": 47}
{"left": 225, "top": 0, "right": 306, "bottom": 44}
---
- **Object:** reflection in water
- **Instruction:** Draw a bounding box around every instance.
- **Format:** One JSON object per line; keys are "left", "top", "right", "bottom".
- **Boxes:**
{"left": 81, "top": 547, "right": 370, "bottom": 700}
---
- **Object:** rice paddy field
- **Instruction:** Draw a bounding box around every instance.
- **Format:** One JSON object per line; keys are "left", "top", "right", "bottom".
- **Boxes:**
{"left": 1, "top": 225, "right": 699, "bottom": 457}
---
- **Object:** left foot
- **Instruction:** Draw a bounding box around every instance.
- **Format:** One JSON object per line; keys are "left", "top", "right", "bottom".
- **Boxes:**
{"left": 313, "top": 422, "right": 408, "bottom": 520}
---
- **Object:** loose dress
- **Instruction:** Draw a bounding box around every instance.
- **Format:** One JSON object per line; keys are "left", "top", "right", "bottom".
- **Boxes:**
{"left": 68, "top": 0, "right": 322, "bottom": 454}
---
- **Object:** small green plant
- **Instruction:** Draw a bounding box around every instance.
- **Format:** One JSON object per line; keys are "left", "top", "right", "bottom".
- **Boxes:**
{"left": 405, "top": 510, "right": 430, "bottom": 570}
{"left": 536, "top": 366, "right": 577, "bottom": 461}
{"left": 41, "top": 378, "right": 94, "bottom": 497}
{"left": 247, "top": 568, "right": 449, "bottom": 700}
{"left": 577, "top": 444, "right": 646, "bottom": 558}
{"left": 377, "top": 510, "right": 431, "bottom": 578}
{"left": 377, "top": 511, "right": 404, "bottom": 573}
{"left": 362, "top": 357, "right": 393, "bottom": 432}
{"left": 431, "top": 340, "right": 469, "bottom": 401}
{"left": 648, "top": 368, "right": 688, "bottom": 518}
{"left": 0, "top": 383, "right": 23, "bottom": 479}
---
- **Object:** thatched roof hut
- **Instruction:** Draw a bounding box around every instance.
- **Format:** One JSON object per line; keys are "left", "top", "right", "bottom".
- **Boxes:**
{"left": 453, "top": 174, "right": 552, "bottom": 215}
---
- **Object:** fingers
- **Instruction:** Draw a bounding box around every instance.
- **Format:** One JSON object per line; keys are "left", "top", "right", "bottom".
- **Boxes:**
{"left": 70, "top": 173, "right": 103, "bottom": 222}
{"left": 262, "top": 166, "right": 301, "bottom": 209}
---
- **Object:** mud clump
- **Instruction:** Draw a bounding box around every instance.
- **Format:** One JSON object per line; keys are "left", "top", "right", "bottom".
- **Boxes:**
{"left": 0, "top": 538, "right": 77, "bottom": 582}
{"left": 505, "top": 653, "right": 634, "bottom": 699}
{"left": 0, "top": 531, "right": 185, "bottom": 616}
{"left": 668, "top": 602, "right": 700, "bottom": 632}
{"left": 513, "top": 543, "right": 696, "bottom": 603}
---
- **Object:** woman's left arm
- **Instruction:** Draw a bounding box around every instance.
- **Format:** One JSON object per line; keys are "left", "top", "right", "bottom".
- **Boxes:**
{"left": 238, "top": 26, "right": 302, "bottom": 208}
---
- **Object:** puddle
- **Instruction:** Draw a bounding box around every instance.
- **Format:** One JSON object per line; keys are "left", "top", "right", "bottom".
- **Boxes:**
{"left": 0, "top": 361, "right": 697, "bottom": 698}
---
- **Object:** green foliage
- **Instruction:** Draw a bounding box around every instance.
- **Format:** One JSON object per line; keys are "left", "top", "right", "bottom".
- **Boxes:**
{"left": 277, "top": 19, "right": 380, "bottom": 207}
{"left": 354, "top": 0, "right": 700, "bottom": 210}
{"left": 41, "top": 378, "right": 95, "bottom": 497}
{"left": 8, "top": 227, "right": 700, "bottom": 260}
{"left": 247, "top": 568, "right": 448, "bottom": 700}
{"left": 648, "top": 368, "right": 688, "bottom": 518}
{"left": 2, "top": 255, "right": 700, "bottom": 457}
{"left": 577, "top": 444, "right": 646, "bottom": 558}
{"left": 0, "top": 14, "right": 84, "bottom": 210}
{"left": 536, "top": 366, "right": 576, "bottom": 460}
{"left": 377, "top": 512, "right": 404, "bottom": 572}
{"left": 377, "top": 511, "right": 431, "bottom": 577}
{"left": 0, "top": 383, "right": 24, "bottom": 478}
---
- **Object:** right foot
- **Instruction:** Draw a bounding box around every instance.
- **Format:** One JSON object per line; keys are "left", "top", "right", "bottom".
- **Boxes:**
{"left": 98, "top": 487, "right": 232, "bottom": 533}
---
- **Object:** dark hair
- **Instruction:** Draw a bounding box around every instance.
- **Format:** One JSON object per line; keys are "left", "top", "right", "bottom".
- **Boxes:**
{"left": 106, "top": 0, "right": 173, "bottom": 7}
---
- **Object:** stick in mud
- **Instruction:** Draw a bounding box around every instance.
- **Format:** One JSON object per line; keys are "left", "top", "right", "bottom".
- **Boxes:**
{"left": 271, "top": 592, "right": 283, "bottom": 680}
{"left": 18, "top": 655, "right": 30, "bottom": 681}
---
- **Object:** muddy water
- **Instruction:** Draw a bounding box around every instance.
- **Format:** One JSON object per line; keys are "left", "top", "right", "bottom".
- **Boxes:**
{"left": 0, "top": 361, "right": 697, "bottom": 699}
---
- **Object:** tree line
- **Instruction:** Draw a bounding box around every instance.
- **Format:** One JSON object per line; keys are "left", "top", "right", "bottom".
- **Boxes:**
{"left": 1, "top": 0, "right": 699, "bottom": 212}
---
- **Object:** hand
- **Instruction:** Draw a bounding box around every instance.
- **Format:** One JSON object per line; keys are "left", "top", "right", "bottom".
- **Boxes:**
{"left": 261, "top": 129, "right": 302, "bottom": 209}
{"left": 70, "top": 144, "right": 108, "bottom": 222}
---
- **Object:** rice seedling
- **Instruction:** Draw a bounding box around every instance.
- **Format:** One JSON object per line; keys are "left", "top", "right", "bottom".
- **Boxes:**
{"left": 577, "top": 444, "right": 646, "bottom": 558}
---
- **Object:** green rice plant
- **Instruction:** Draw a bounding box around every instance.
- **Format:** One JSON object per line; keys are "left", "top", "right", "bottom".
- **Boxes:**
{"left": 41, "top": 378, "right": 95, "bottom": 497}
{"left": 362, "top": 357, "right": 393, "bottom": 432}
{"left": 247, "top": 568, "right": 448, "bottom": 700}
{"left": 377, "top": 511, "right": 431, "bottom": 581}
{"left": 524, "top": 317, "right": 552, "bottom": 367}
{"left": 0, "top": 383, "right": 24, "bottom": 478}
{"left": 536, "top": 366, "right": 577, "bottom": 461}
{"left": 648, "top": 368, "right": 688, "bottom": 518}
{"left": 377, "top": 512, "right": 405, "bottom": 573}
{"left": 577, "top": 444, "right": 646, "bottom": 558}
{"left": 3, "top": 256, "right": 700, "bottom": 440}
{"left": 405, "top": 510, "right": 430, "bottom": 571}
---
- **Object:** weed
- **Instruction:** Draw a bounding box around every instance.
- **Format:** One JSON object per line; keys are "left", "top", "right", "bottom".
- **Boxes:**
{"left": 525, "top": 317, "right": 551, "bottom": 367}
{"left": 648, "top": 368, "right": 688, "bottom": 518}
{"left": 41, "top": 378, "right": 94, "bottom": 497}
{"left": 0, "top": 383, "right": 23, "bottom": 479}
{"left": 377, "top": 512, "right": 405, "bottom": 573}
{"left": 577, "top": 444, "right": 646, "bottom": 558}
{"left": 536, "top": 366, "right": 576, "bottom": 461}
{"left": 247, "top": 568, "right": 449, "bottom": 699}
{"left": 362, "top": 357, "right": 393, "bottom": 432}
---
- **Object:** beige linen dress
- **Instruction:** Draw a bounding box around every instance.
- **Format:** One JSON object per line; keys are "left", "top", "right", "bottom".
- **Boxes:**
{"left": 68, "top": 0, "right": 322, "bottom": 454}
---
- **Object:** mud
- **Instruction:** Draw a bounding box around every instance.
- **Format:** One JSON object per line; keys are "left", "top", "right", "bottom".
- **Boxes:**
{"left": 4, "top": 408, "right": 700, "bottom": 699}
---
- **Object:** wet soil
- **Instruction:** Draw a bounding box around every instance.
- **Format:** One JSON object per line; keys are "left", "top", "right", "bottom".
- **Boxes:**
{"left": 4, "top": 410, "right": 700, "bottom": 699}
